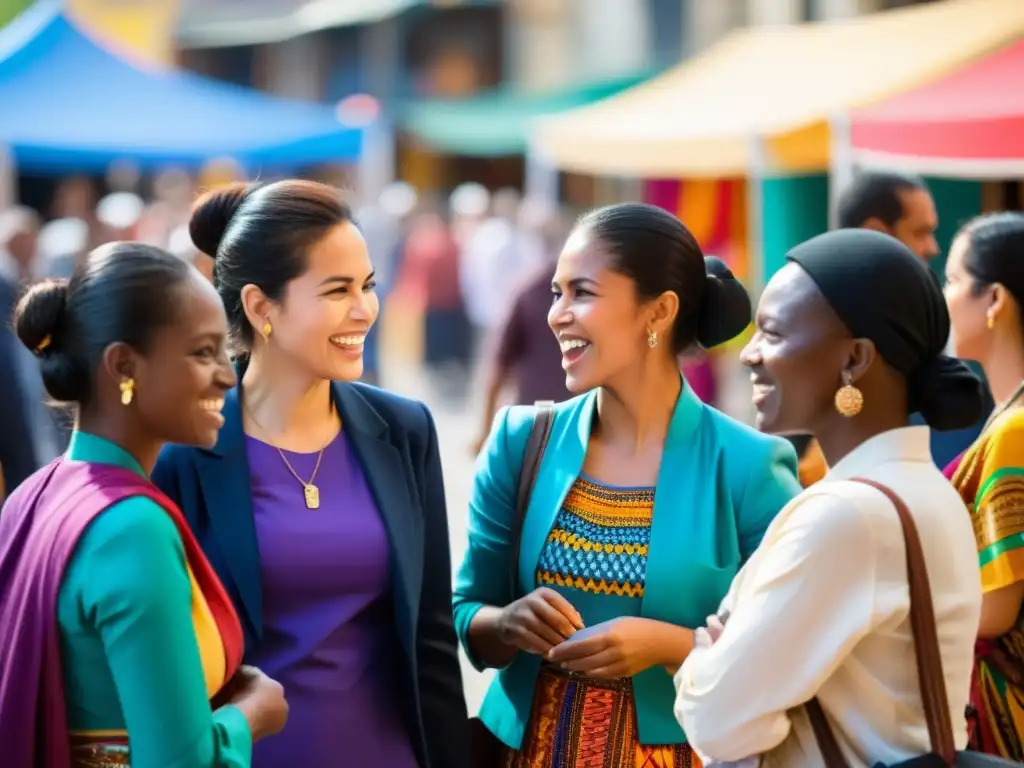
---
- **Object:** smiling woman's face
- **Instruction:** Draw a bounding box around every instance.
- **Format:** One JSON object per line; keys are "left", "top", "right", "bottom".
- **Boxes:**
{"left": 548, "top": 227, "right": 651, "bottom": 393}
{"left": 132, "top": 269, "right": 236, "bottom": 449}
{"left": 264, "top": 221, "right": 379, "bottom": 382}
{"left": 740, "top": 263, "right": 852, "bottom": 435}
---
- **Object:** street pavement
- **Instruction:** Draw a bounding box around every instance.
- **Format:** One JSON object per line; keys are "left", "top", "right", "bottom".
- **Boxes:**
{"left": 381, "top": 356, "right": 494, "bottom": 715}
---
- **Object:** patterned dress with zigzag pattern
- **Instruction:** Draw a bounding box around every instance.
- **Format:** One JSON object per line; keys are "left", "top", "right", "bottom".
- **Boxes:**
{"left": 501, "top": 475, "right": 700, "bottom": 768}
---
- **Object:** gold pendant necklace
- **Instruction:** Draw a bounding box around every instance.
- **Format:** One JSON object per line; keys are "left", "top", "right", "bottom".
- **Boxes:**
{"left": 243, "top": 401, "right": 335, "bottom": 510}
{"left": 276, "top": 448, "right": 326, "bottom": 510}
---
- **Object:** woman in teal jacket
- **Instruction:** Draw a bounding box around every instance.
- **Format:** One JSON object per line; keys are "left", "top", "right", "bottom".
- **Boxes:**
{"left": 453, "top": 203, "right": 801, "bottom": 767}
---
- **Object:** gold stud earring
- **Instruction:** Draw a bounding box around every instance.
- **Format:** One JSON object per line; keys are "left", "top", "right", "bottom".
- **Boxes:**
{"left": 261, "top": 321, "right": 273, "bottom": 340}
{"left": 987, "top": 314, "right": 995, "bottom": 331}
{"left": 834, "top": 372, "right": 863, "bottom": 418}
{"left": 119, "top": 378, "right": 135, "bottom": 406}
{"left": 647, "top": 330, "right": 658, "bottom": 349}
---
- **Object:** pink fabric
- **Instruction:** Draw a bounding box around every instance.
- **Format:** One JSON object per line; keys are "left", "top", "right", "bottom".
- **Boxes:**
{"left": 942, "top": 452, "right": 965, "bottom": 480}
{"left": 683, "top": 357, "right": 717, "bottom": 406}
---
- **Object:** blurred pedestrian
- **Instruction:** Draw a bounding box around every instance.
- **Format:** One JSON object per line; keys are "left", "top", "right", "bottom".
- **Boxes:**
{"left": 95, "top": 191, "right": 145, "bottom": 242}
{"left": 401, "top": 205, "right": 472, "bottom": 399}
{"left": 356, "top": 182, "right": 418, "bottom": 386}
{"left": 0, "top": 207, "right": 64, "bottom": 497}
{"left": 167, "top": 224, "right": 215, "bottom": 283}
{"left": 459, "top": 187, "right": 546, "bottom": 355}
{"left": 472, "top": 205, "right": 570, "bottom": 454}
{"left": 0, "top": 205, "right": 40, "bottom": 283}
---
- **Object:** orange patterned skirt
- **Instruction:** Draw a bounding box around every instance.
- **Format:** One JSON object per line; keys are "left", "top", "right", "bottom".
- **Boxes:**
{"left": 502, "top": 665, "right": 701, "bottom": 768}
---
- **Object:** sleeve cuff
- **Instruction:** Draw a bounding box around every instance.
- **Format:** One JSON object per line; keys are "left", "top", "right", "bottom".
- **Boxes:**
{"left": 213, "top": 703, "right": 253, "bottom": 765}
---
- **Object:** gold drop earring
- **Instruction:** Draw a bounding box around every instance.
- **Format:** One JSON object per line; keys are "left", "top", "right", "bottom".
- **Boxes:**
{"left": 120, "top": 378, "right": 135, "bottom": 406}
{"left": 987, "top": 313, "right": 996, "bottom": 331}
{"left": 261, "top": 321, "right": 273, "bottom": 340}
{"left": 834, "top": 371, "right": 863, "bottom": 418}
{"left": 647, "top": 329, "right": 658, "bottom": 349}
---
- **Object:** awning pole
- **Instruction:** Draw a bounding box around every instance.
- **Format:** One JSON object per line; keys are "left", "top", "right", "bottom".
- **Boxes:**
{"left": 525, "top": 138, "right": 558, "bottom": 209}
{"left": 747, "top": 134, "right": 766, "bottom": 299}
{"left": 357, "top": 117, "right": 395, "bottom": 208}
{"left": 0, "top": 145, "right": 14, "bottom": 209}
{"left": 828, "top": 111, "right": 855, "bottom": 229}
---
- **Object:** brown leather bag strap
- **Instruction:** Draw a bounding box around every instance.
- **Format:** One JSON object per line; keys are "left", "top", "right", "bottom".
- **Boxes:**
{"left": 806, "top": 698, "right": 849, "bottom": 767}
{"left": 805, "top": 478, "right": 957, "bottom": 767}
{"left": 850, "top": 477, "right": 956, "bottom": 764}
{"left": 508, "top": 401, "right": 555, "bottom": 599}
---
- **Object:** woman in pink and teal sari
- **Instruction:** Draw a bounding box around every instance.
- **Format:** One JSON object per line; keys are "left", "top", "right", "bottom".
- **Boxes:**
{"left": 0, "top": 243, "right": 289, "bottom": 767}
{"left": 943, "top": 212, "right": 1024, "bottom": 759}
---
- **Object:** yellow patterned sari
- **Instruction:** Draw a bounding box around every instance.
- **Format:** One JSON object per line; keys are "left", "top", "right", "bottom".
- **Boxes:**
{"left": 950, "top": 408, "right": 1024, "bottom": 759}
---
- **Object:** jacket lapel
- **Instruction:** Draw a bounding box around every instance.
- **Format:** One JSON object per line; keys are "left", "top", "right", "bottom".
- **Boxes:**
{"left": 333, "top": 384, "right": 421, "bottom": 658}
{"left": 195, "top": 387, "right": 263, "bottom": 641}
{"left": 643, "top": 381, "right": 724, "bottom": 628}
{"left": 516, "top": 392, "right": 595, "bottom": 595}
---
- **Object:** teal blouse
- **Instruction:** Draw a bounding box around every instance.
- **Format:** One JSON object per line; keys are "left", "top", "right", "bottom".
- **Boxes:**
{"left": 453, "top": 386, "right": 802, "bottom": 748}
{"left": 56, "top": 431, "right": 252, "bottom": 768}
{"left": 535, "top": 475, "right": 654, "bottom": 626}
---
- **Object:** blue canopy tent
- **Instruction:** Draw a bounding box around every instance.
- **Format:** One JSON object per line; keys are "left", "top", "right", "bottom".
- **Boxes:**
{"left": 0, "top": 1, "right": 362, "bottom": 173}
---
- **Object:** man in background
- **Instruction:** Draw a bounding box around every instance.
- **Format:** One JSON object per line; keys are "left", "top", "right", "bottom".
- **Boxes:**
{"left": 837, "top": 170, "right": 939, "bottom": 261}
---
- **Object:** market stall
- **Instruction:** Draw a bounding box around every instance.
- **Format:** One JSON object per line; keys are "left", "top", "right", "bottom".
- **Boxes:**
{"left": 530, "top": 0, "right": 1024, "bottom": 290}
{"left": 850, "top": 39, "right": 1024, "bottom": 178}
{"left": 0, "top": 0, "right": 363, "bottom": 174}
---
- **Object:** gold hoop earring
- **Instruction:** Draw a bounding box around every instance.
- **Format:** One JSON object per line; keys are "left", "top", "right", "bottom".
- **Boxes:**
{"left": 647, "top": 330, "right": 658, "bottom": 349}
{"left": 834, "top": 372, "right": 863, "bottom": 418}
{"left": 261, "top": 322, "right": 273, "bottom": 340}
{"left": 119, "top": 378, "right": 135, "bottom": 406}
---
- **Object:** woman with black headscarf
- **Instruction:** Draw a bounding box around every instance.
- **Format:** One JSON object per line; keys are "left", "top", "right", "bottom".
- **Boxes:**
{"left": 672, "top": 229, "right": 986, "bottom": 767}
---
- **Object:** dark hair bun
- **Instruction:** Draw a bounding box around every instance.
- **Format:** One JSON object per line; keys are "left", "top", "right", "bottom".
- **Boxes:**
{"left": 911, "top": 354, "right": 985, "bottom": 432}
{"left": 189, "top": 182, "right": 257, "bottom": 257}
{"left": 14, "top": 279, "right": 88, "bottom": 403}
{"left": 697, "top": 256, "right": 751, "bottom": 348}
{"left": 15, "top": 278, "right": 67, "bottom": 353}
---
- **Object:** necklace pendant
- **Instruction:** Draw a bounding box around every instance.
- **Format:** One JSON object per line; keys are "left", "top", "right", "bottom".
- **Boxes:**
{"left": 303, "top": 484, "right": 320, "bottom": 510}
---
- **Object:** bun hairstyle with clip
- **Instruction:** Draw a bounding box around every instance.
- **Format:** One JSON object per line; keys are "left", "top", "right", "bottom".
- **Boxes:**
{"left": 578, "top": 202, "right": 751, "bottom": 353}
{"left": 189, "top": 179, "right": 355, "bottom": 351}
{"left": 13, "top": 243, "right": 193, "bottom": 407}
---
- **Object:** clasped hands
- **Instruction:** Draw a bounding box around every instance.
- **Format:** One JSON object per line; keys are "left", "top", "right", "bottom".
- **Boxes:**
{"left": 496, "top": 587, "right": 662, "bottom": 679}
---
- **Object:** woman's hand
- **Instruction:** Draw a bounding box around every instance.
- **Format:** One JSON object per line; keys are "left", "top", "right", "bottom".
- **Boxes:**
{"left": 225, "top": 665, "right": 290, "bottom": 742}
{"left": 497, "top": 587, "right": 584, "bottom": 656}
{"left": 694, "top": 611, "right": 728, "bottom": 650}
{"left": 547, "top": 617, "right": 669, "bottom": 679}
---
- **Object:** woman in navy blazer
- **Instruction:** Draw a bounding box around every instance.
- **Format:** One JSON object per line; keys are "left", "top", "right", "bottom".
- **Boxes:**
{"left": 454, "top": 204, "right": 801, "bottom": 766}
{"left": 152, "top": 180, "right": 468, "bottom": 768}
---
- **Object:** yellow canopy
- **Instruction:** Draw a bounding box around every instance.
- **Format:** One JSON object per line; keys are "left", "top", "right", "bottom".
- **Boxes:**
{"left": 532, "top": 0, "right": 1024, "bottom": 177}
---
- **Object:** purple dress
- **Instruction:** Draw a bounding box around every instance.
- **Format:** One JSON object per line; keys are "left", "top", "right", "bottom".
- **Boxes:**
{"left": 244, "top": 433, "right": 419, "bottom": 767}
